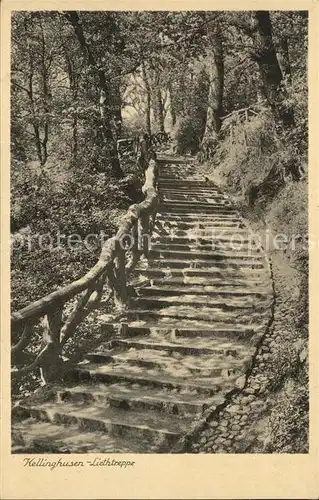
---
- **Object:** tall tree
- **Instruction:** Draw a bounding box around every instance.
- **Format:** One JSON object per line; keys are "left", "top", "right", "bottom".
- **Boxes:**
{"left": 11, "top": 12, "right": 55, "bottom": 168}
{"left": 64, "top": 11, "right": 123, "bottom": 177}
{"left": 141, "top": 60, "right": 152, "bottom": 135}
{"left": 200, "top": 13, "right": 224, "bottom": 157}
{"left": 249, "top": 11, "right": 294, "bottom": 130}
{"left": 154, "top": 87, "right": 165, "bottom": 133}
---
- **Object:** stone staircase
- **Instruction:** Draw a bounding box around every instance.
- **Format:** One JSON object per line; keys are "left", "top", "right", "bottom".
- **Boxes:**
{"left": 12, "top": 158, "right": 273, "bottom": 454}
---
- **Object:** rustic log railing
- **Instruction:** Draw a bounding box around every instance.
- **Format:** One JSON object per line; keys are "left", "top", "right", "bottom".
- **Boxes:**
{"left": 11, "top": 144, "right": 161, "bottom": 385}
{"left": 220, "top": 100, "right": 268, "bottom": 142}
{"left": 198, "top": 100, "right": 269, "bottom": 161}
{"left": 117, "top": 132, "right": 170, "bottom": 158}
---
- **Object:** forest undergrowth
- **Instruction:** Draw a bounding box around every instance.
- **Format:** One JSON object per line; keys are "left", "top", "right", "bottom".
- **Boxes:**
{"left": 11, "top": 155, "right": 143, "bottom": 312}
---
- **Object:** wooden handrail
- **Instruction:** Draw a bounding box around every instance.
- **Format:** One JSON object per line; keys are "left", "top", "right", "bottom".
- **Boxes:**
{"left": 11, "top": 239, "right": 115, "bottom": 326}
{"left": 11, "top": 140, "right": 163, "bottom": 384}
{"left": 220, "top": 100, "right": 267, "bottom": 122}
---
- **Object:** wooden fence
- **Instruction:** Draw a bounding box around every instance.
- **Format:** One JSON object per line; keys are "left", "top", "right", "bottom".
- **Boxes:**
{"left": 11, "top": 140, "right": 163, "bottom": 385}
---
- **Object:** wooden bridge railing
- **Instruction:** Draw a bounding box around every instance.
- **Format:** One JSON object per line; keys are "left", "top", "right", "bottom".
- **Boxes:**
{"left": 11, "top": 141, "right": 164, "bottom": 385}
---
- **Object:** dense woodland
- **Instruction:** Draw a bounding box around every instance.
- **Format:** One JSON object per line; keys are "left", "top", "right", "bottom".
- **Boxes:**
{"left": 11, "top": 11, "right": 308, "bottom": 452}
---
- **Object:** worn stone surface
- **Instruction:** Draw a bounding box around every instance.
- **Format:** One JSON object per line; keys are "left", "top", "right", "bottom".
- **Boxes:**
{"left": 188, "top": 232, "right": 308, "bottom": 454}
{"left": 12, "top": 157, "right": 274, "bottom": 454}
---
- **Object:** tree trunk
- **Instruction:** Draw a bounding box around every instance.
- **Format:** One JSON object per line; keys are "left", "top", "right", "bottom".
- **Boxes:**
{"left": 112, "top": 81, "right": 122, "bottom": 139}
{"left": 39, "top": 15, "right": 49, "bottom": 167}
{"left": 151, "top": 67, "right": 165, "bottom": 134}
{"left": 168, "top": 81, "right": 177, "bottom": 127}
{"left": 250, "top": 12, "right": 300, "bottom": 180}
{"left": 200, "top": 14, "right": 224, "bottom": 158}
{"left": 277, "top": 36, "right": 292, "bottom": 85}
{"left": 142, "top": 61, "right": 151, "bottom": 136}
{"left": 24, "top": 16, "right": 44, "bottom": 166}
{"left": 60, "top": 20, "right": 79, "bottom": 165}
{"left": 65, "top": 11, "right": 123, "bottom": 178}
{"left": 156, "top": 89, "right": 165, "bottom": 133}
{"left": 250, "top": 11, "right": 294, "bottom": 130}
{"left": 70, "top": 78, "right": 79, "bottom": 163}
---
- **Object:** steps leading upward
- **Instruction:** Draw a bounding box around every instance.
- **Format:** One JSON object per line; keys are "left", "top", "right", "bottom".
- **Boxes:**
{"left": 12, "top": 156, "right": 273, "bottom": 454}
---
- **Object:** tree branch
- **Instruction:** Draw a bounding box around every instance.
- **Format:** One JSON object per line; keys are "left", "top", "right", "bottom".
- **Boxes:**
{"left": 226, "top": 14, "right": 255, "bottom": 37}
{"left": 11, "top": 80, "right": 32, "bottom": 97}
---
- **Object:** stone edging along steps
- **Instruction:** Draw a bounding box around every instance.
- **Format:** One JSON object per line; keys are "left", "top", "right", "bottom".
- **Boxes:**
{"left": 12, "top": 156, "right": 275, "bottom": 454}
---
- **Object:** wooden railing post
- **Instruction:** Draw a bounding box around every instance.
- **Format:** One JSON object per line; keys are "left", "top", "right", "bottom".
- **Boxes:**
{"left": 60, "top": 284, "right": 95, "bottom": 348}
{"left": 126, "top": 221, "right": 140, "bottom": 271}
{"left": 40, "top": 307, "right": 63, "bottom": 384}
{"left": 141, "top": 213, "right": 150, "bottom": 257}
{"left": 131, "top": 221, "right": 139, "bottom": 258}
{"left": 11, "top": 138, "right": 160, "bottom": 384}
{"left": 114, "top": 239, "right": 128, "bottom": 309}
{"left": 11, "top": 320, "right": 35, "bottom": 366}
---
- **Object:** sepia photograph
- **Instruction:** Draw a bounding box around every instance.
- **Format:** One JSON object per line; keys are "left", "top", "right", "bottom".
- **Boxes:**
{"left": 9, "top": 9, "right": 309, "bottom": 457}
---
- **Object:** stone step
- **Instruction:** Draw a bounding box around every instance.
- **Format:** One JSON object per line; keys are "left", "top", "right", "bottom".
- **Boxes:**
{"left": 159, "top": 218, "right": 243, "bottom": 225}
{"left": 160, "top": 192, "right": 223, "bottom": 200}
{"left": 156, "top": 226, "right": 247, "bottom": 236}
{"left": 159, "top": 181, "right": 218, "bottom": 186}
{"left": 159, "top": 199, "right": 232, "bottom": 208}
{"left": 159, "top": 185, "right": 220, "bottom": 191}
{"left": 155, "top": 224, "right": 242, "bottom": 233}
{"left": 17, "top": 401, "right": 188, "bottom": 449}
{"left": 152, "top": 233, "right": 254, "bottom": 243}
{"left": 159, "top": 193, "right": 228, "bottom": 200}
{"left": 126, "top": 306, "right": 270, "bottom": 325}
{"left": 158, "top": 205, "right": 235, "bottom": 214}
{"left": 124, "top": 323, "right": 260, "bottom": 341}
{"left": 12, "top": 418, "right": 146, "bottom": 453}
{"left": 158, "top": 172, "right": 207, "bottom": 178}
{"left": 157, "top": 157, "right": 192, "bottom": 165}
{"left": 86, "top": 347, "right": 245, "bottom": 379}
{"left": 154, "top": 228, "right": 251, "bottom": 238}
{"left": 137, "top": 285, "right": 270, "bottom": 299}
{"left": 133, "top": 275, "right": 267, "bottom": 288}
{"left": 149, "top": 249, "right": 262, "bottom": 261}
{"left": 125, "top": 322, "right": 261, "bottom": 341}
{"left": 72, "top": 362, "right": 237, "bottom": 397}
{"left": 131, "top": 295, "right": 269, "bottom": 313}
{"left": 54, "top": 383, "right": 222, "bottom": 418}
{"left": 136, "top": 266, "right": 267, "bottom": 279}
{"left": 152, "top": 232, "right": 253, "bottom": 242}
{"left": 158, "top": 186, "right": 216, "bottom": 192}
{"left": 158, "top": 181, "right": 219, "bottom": 187}
{"left": 158, "top": 176, "right": 212, "bottom": 182}
{"left": 144, "top": 258, "right": 265, "bottom": 270}
{"left": 159, "top": 176, "right": 216, "bottom": 181}
{"left": 157, "top": 215, "right": 236, "bottom": 222}
{"left": 153, "top": 234, "right": 252, "bottom": 243}
{"left": 156, "top": 212, "right": 241, "bottom": 221}
{"left": 161, "top": 193, "right": 224, "bottom": 201}
{"left": 159, "top": 192, "right": 222, "bottom": 198}
{"left": 158, "top": 181, "right": 215, "bottom": 187}
{"left": 159, "top": 196, "right": 232, "bottom": 203}
{"left": 100, "top": 334, "right": 252, "bottom": 357}
{"left": 151, "top": 242, "right": 260, "bottom": 253}
{"left": 156, "top": 217, "right": 242, "bottom": 227}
